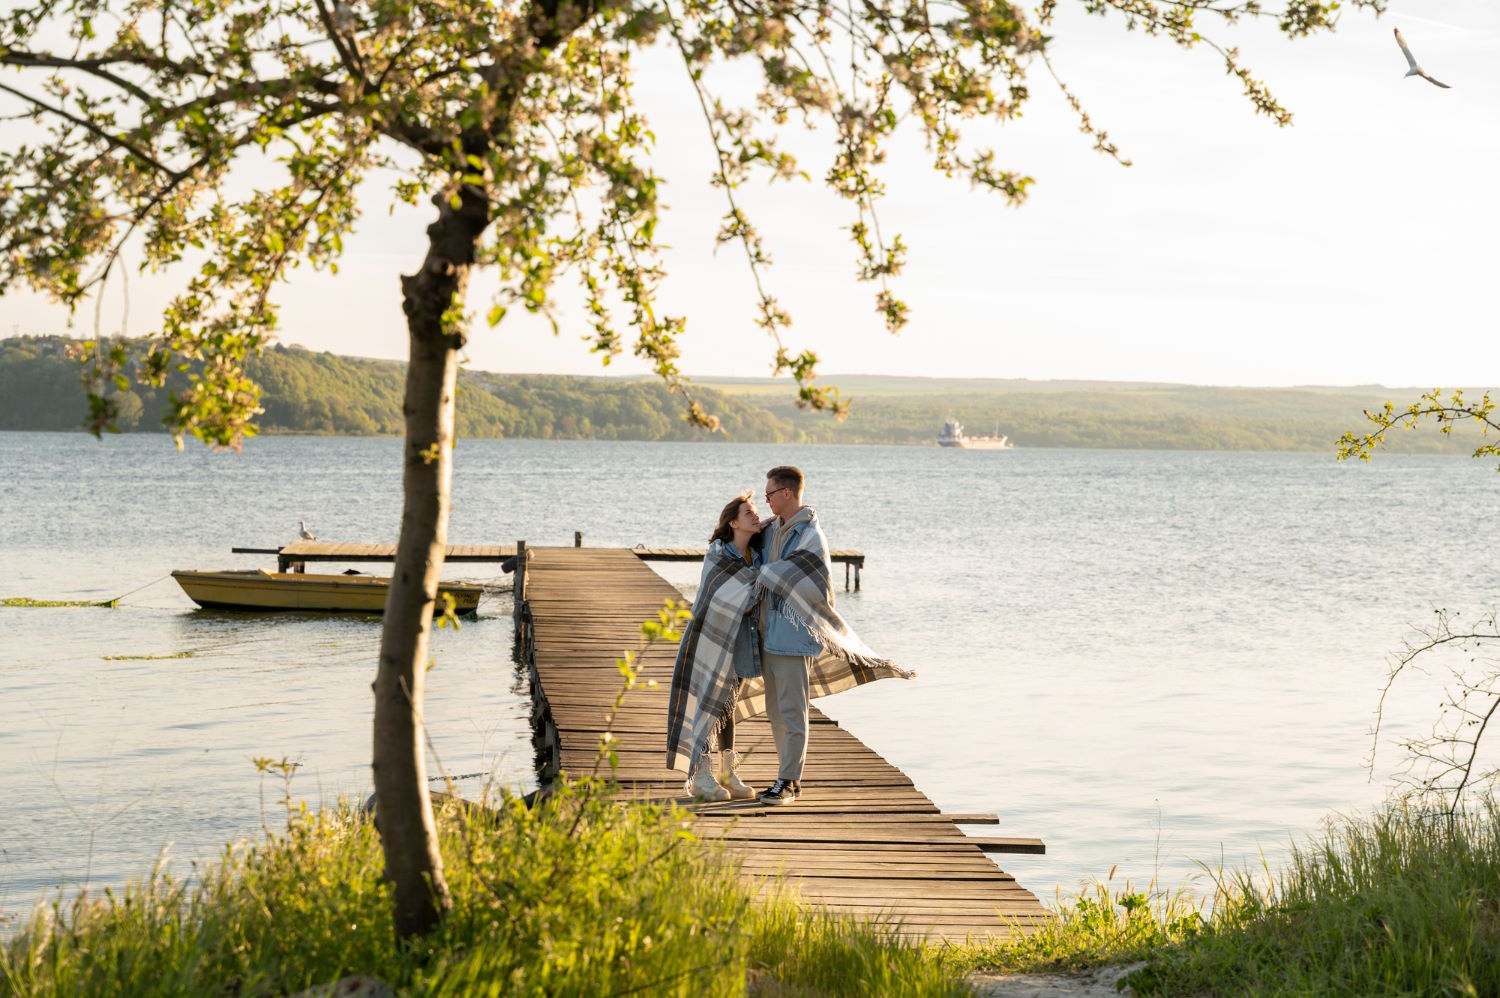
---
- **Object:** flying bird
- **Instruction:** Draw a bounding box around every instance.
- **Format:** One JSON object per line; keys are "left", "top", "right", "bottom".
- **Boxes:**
{"left": 299, "top": 520, "right": 316, "bottom": 541}
{"left": 1394, "top": 28, "right": 1451, "bottom": 89}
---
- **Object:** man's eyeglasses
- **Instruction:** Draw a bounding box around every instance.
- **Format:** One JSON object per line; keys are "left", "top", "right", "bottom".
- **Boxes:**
{"left": 764, "top": 486, "right": 789, "bottom": 502}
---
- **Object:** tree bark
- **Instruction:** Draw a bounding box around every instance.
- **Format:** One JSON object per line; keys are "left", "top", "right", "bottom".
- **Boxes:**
{"left": 372, "top": 185, "right": 490, "bottom": 939}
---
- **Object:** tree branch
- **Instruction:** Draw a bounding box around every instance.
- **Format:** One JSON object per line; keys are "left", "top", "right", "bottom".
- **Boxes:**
{"left": 310, "top": 0, "right": 369, "bottom": 86}
{"left": 0, "top": 79, "right": 171, "bottom": 175}
{"left": 0, "top": 47, "right": 160, "bottom": 104}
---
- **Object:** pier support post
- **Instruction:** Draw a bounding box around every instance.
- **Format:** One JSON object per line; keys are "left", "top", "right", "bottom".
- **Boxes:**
{"left": 574, "top": 531, "right": 582, "bottom": 548}
{"left": 855, "top": 563, "right": 861, "bottom": 591}
{"left": 844, "top": 562, "right": 850, "bottom": 590}
{"left": 513, "top": 540, "right": 528, "bottom": 638}
{"left": 514, "top": 541, "right": 528, "bottom": 604}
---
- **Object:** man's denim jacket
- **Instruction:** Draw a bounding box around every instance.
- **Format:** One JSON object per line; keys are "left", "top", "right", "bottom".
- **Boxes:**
{"left": 761, "top": 513, "right": 828, "bottom": 657}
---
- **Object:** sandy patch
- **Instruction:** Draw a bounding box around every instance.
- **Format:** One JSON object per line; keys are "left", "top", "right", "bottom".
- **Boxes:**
{"left": 969, "top": 962, "right": 1144, "bottom": 997}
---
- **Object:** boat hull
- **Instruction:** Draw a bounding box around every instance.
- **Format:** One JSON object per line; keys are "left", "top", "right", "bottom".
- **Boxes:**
{"left": 171, "top": 570, "right": 483, "bottom": 615}
{"left": 938, "top": 438, "right": 1014, "bottom": 450}
{"left": 938, "top": 418, "right": 1013, "bottom": 449}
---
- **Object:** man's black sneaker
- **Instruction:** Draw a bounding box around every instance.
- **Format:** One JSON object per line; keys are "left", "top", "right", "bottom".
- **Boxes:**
{"left": 758, "top": 779, "right": 799, "bottom": 805}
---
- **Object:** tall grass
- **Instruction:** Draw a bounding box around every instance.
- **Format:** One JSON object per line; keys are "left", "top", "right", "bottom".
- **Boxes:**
{"left": 1130, "top": 798, "right": 1500, "bottom": 996}
{"left": 954, "top": 874, "right": 1206, "bottom": 976}
{"left": 962, "top": 797, "right": 1500, "bottom": 996}
{"left": 0, "top": 782, "right": 971, "bottom": 997}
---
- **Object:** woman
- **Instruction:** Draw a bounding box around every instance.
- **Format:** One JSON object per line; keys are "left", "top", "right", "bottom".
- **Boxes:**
{"left": 663, "top": 492, "right": 766, "bottom": 802}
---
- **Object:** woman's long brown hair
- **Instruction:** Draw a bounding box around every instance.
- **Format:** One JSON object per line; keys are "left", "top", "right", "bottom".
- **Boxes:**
{"left": 709, "top": 492, "right": 752, "bottom": 544}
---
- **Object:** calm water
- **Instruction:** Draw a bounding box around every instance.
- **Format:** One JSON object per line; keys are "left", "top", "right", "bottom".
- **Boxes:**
{"left": 2, "top": 432, "right": 1497, "bottom": 925}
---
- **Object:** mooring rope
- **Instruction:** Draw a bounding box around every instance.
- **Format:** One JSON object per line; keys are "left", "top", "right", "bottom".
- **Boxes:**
{"left": 109, "top": 574, "right": 173, "bottom": 605}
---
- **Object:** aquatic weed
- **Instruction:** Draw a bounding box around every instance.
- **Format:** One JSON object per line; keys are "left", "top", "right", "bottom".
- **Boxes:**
{"left": 2, "top": 597, "right": 117, "bottom": 608}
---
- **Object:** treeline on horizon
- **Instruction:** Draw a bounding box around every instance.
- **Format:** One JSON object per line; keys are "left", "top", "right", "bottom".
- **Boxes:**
{"left": 733, "top": 383, "right": 1484, "bottom": 453}
{"left": 0, "top": 336, "right": 801, "bottom": 442}
{"left": 0, "top": 334, "right": 1480, "bottom": 454}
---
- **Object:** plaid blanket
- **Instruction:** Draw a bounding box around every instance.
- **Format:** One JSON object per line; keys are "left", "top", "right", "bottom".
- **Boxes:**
{"left": 665, "top": 545, "right": 762, "bottom": 774}
{"left": 666, "top": 527, "right": 916, "bottom": 774}
{"left": 760, "top": 546, "right": 917, "bottom": 696}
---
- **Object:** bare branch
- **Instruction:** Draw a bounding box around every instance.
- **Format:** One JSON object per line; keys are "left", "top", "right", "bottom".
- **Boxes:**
{"left": 0, "top": 78, "right": 171, "bottom": 175}
{"left": 0, "top": 47, "right": 160, "bottom": 103}
{"left": 1370, "top": 608, "right": 1500, "bottom": 818}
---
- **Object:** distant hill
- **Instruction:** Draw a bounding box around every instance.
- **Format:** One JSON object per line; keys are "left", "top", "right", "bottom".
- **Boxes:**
{"left": 0, "top": 336, "right": 800, "bottom": 442}
{"left": 699, "top": 378, "right": 1489, "bottom": 453}
{"left": 0, "top": 335, "right": 1484, "bottom": 454}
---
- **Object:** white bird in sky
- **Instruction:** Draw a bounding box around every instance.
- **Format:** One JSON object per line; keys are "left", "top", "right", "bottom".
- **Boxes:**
{"left": 299, "top": 520, "right": 317, "bottom": 541}
{"left": 1394, "top": 28, "right": 1451, "bottom": 89}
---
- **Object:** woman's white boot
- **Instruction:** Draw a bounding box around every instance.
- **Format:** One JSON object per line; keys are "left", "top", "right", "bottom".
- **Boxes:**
{"left": 721, "top": 752, "right": 756, "bottom": 800}
{"left": 688, "top": 760, "right": 730, "bottom": 802}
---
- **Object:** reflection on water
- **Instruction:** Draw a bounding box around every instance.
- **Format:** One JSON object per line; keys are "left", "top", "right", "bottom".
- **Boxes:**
{"left": 1, "top": 432, "right": 1497, "bottom": 919}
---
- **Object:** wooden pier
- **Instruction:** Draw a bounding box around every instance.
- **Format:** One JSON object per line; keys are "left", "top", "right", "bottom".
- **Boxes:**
{"left": 516, "top": 545, "right": 1048, "bottom": 942}
{"left": 232, "top": 539, "right": 865, "bottom": 589}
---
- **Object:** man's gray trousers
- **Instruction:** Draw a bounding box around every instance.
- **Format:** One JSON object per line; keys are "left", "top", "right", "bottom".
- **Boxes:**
{"left": 760, "top": 650, "right": 810, "bottom": 781}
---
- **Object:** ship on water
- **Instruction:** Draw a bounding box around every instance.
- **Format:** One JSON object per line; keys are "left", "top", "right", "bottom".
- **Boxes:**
{"left": 938, "top": 418, "right": 1013, "bottom": 450}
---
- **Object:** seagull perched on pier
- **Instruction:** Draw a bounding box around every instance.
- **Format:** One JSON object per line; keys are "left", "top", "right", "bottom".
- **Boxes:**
{"left": 299, "top": 521, "right": 317, "bottom": 541}
{"left": 1394, "top": 28, "right": 1451, "bottom": 89}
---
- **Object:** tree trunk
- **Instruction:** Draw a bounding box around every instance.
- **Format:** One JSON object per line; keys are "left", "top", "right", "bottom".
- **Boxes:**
{"left": 372, "top": 187, "right": 489, "bottom": 939}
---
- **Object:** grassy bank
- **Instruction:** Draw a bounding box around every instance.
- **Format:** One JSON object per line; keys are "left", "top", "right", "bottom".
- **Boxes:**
{"left": 961, "top": 797, "right": 1500, "bottom": 996}
{"left": 9, "top": 790, "right": 1496, "bottom": 995}
{"left": 0, "top": 782, "right": 969, "bottom": 997}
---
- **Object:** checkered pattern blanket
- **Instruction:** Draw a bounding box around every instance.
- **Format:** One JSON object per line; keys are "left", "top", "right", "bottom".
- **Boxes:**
{"left": 760, "top": 546, "right": 917, "bottom": 696}
{"left": 666, "top": 532, "right": 915, "bottom": 774}
{"left": 665, "top": 546, "right": 760, "bottom": 774}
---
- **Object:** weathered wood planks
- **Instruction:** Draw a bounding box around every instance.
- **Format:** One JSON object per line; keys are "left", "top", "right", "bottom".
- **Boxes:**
{"left": 254, "top": 540, "right": 863, "bottom": 589}
{"left": 275, "top": 541, "right": 518, "bottom": 565}
{"left": 518, "top": 546, "right": 1048, "bottom": 942}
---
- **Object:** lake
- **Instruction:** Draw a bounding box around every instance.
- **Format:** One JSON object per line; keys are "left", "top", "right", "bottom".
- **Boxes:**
{"left": 1, "top": 432, "right": 1496, "bottom": 926}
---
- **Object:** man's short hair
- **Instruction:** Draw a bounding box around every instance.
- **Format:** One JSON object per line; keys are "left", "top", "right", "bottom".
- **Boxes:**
{"left": 766, "top": 465, "right": 805, "bottom": 499}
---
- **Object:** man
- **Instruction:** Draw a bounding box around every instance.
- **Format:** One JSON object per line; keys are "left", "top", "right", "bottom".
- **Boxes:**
{"left": 757, "top": 465, "right": 830, "bottom": 805}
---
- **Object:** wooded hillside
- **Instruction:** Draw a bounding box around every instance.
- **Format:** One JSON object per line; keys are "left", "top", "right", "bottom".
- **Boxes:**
{"left": 0, "top": 336, "right": 1479, "bottom": 453}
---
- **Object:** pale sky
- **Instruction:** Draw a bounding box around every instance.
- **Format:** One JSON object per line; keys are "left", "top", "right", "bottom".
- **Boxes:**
{"left": 3, "top": 0, "right": 1496, "bottom": 387}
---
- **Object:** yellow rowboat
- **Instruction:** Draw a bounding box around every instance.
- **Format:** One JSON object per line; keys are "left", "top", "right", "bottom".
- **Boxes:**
{"left": 171, "top": 569, "right": 483, "bottom": 615}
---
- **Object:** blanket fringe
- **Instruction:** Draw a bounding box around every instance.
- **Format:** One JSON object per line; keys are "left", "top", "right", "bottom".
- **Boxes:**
{"left": 762, "top": 581, "right": 917, "bottom": 681}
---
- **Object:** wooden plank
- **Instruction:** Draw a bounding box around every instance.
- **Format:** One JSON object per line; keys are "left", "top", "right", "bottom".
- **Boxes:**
{"left": 521, "top": 546, "right": 1048, "bottom": 941}
{"left": 270, "top": 541, "right": 518, "bottom": 563}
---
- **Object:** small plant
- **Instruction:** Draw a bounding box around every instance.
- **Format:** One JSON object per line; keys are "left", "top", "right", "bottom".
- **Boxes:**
{"left": 959, "top": 868, "right": 1205, "bottom": 976}
{"left": 432, "top": 590, "right": 460, "bottom": 631}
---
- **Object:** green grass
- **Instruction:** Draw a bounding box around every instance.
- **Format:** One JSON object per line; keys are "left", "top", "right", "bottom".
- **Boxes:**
{"left": 960, "top": 798, "right": 1500, "bottom": 996}
{"left": 11, "top": 780, "right": 1494, "bottom": 997}
{"left": 2, "top": 597, "right": 117, "bottom": 608}
{"left": 0, "top": 782, "right": 972, "bottom": 997}
{"left": 952, "top": 873, "right": 1205, "bottom": 976}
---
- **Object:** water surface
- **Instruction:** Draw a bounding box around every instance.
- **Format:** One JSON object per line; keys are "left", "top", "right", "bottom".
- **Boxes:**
{"left": 2, "top": 433, "right": 1495, "bottom": 922}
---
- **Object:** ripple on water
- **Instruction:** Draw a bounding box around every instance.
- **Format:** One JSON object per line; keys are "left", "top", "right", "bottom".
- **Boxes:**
{"left": 1, "top": 435, "right": 1497, "bottom": 919}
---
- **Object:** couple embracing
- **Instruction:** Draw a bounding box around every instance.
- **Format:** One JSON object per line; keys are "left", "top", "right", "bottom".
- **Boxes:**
{"left": 665, "top": 465, "right": 914, "bottom": 806}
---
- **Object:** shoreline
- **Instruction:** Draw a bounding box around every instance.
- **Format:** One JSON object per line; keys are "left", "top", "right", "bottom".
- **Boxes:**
{"left": 0, "top": 427, "right": 1483, "bottom": 457}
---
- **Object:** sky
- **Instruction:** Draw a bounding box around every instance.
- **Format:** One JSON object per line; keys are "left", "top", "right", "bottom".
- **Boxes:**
{"left": 2, "top": 0, "right": 1496, "bottom": 387}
